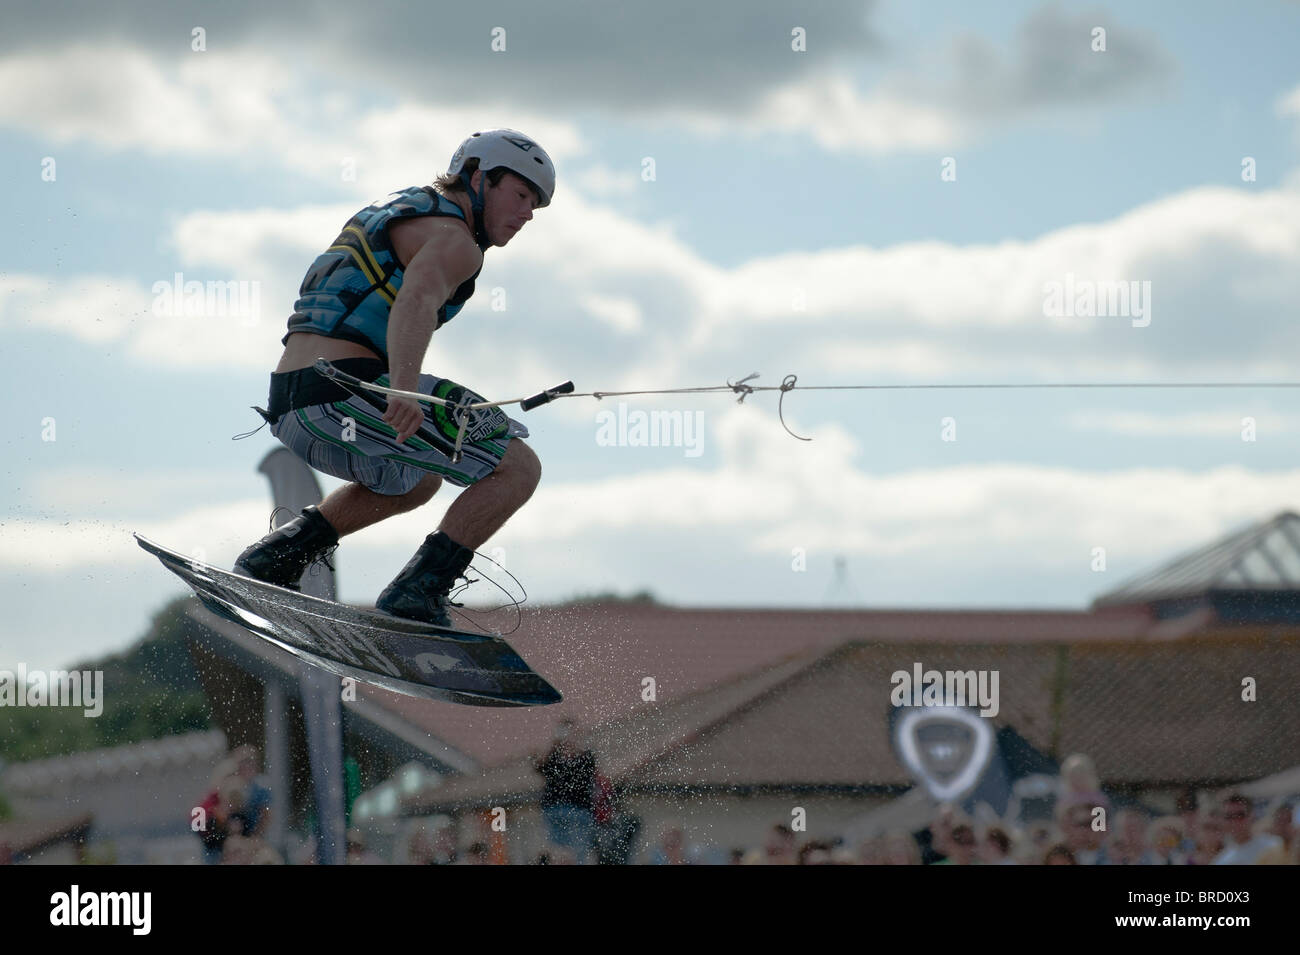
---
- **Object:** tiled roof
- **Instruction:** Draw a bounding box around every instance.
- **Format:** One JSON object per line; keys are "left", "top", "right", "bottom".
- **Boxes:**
{"left": 1054, "top": 633, "right": 1300, "bottom": 783}
{"left": 1, "top": 729, "right": 228, "bottom": 794}
{"left": 406, "top": 628, "right": 1300, "bottom": 809}
{"left": 364, "top": 602, "right": 1154, "bottom": 772}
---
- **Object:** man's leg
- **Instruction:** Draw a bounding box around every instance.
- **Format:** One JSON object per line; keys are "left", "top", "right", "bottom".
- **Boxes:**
{"left": 436, "top": 439, "right": 541, "bottom": 550}
{"left": 318, "top": 472, "right": 442, "bottom": 537}
{"left": 373, "top": 439, "right": 540, "bottom": 627}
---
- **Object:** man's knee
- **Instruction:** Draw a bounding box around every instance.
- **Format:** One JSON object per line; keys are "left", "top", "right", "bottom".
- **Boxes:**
{"left": 407, "top": 473, "right": 442, "bottom": 506}
{"left": 500, "top": 439, "right": 541, "bottom": 490}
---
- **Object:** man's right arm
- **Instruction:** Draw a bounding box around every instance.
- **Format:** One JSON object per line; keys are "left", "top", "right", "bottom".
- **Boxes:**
{"left": 383, "top": 226, "right": 481, "bottom": 442}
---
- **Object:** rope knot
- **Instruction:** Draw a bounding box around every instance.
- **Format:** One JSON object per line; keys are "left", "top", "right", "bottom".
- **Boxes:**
{"left": 728, "top": 372, "right": 760, "bottom": 403}
{"left": 776, "top": 374, "right": 811, "bottom": 442}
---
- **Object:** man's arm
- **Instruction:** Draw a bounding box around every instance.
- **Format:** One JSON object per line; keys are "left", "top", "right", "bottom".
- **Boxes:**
{"left": 383, "top": 225, "right": 481, "bottom": 442}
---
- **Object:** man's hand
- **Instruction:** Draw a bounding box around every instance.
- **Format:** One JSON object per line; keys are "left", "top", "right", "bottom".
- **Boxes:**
{"left": 383, "top": 394, "right": 427, "bottom": 444}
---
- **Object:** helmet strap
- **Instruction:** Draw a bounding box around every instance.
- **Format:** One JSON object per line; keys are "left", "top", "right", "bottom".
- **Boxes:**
{"left": 459, "top": 168, "right": 493, "bottom": 251}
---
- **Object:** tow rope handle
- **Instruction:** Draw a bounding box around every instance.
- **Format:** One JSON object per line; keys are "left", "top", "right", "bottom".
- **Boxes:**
{"left": 520, "top": 381, "right": 574, "bottom": 411}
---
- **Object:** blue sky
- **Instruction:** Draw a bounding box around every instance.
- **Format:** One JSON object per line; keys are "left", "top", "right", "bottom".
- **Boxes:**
{"left": 2, "top": 0, "right": 1300, "bottom": 671}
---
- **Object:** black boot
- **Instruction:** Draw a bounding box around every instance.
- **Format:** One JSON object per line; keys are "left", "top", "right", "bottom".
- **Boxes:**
{"left": 375, "top": 531, "right": 475, "bottom": 629}
{"left": 233, "top": 505, "right": 339, "bottom": 591}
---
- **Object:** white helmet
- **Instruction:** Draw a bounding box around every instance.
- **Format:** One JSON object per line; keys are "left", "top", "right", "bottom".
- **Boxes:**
{"left": 448, "top": 128, "right": 555, "bottom": 208}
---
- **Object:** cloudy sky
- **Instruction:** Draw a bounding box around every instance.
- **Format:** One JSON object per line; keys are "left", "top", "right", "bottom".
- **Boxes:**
{"left": 3, "top": 0, "right": 1300, "bottom": 671}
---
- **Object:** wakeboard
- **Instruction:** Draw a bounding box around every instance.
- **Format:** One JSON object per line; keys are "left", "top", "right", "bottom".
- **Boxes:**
{"left": 135, "top": 533, "right": 560, "bottom": 707}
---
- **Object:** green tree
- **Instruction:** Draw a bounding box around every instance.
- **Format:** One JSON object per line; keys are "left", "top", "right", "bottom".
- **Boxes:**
{"left": 1, "top": 596, "right": 213, "bottom": 763}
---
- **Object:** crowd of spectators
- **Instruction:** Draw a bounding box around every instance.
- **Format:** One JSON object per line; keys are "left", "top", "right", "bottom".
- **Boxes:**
{"left": 727, "top": 754, "right": 1299, "bottom": 866}
{"left": 194, "top": 744, "right": 280, "bottom": 864}
{"left": 196, "top": 744, "right": 1298, "bottom": 865}
{"left": 516, "top": 752, "right": 1298, "bottom": 865}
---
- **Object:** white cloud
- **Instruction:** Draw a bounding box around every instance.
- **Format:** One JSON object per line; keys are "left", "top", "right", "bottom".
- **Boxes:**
{"left": 571, "top": 163, "right": 641, "bottom": 199}
{"left": 22, "top": 467, "right": 265, "bottom": 517}
{"left": 10, "top": 402, "right": 1299, "bottom": 575}
{"left": 743, "top": 74, "right": 963, "bottom": 153}
{"left": 12, "top": 175, "right": 1300, "bottom": 390}
{"left": 0, "top": 43, "right": 583, "bottom": 197}
{"left": 0, "top": 271, "right": 286, "bottom": 370}
{"left": 0, "top": 501, "right": 270, "bottom": 572}
{"left": 579, "top": 294, "right": 643, "bottom": 335}
{"left": 1278, "top": 83, "right": 1300, "bottom": 119}
{"left": 670, "top": 6, "right": 1174, "bottom": 154}
{"left": 0, "top": 45, "right": 300, "bottom": 154}
{"left": 0, "top": 3, "right": 1179, "bottom": 169}
{"left": 170, "top": 204, "right": 354, "bottom": 275}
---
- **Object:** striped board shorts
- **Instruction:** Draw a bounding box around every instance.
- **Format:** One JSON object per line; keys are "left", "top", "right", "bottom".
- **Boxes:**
{"left": 269, "top": 369, "right": 529, "bottom": 496}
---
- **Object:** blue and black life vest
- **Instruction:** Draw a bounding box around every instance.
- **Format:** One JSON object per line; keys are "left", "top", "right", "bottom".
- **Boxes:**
{"left": 283, "top": 186, "right": 484, "bottom": 367}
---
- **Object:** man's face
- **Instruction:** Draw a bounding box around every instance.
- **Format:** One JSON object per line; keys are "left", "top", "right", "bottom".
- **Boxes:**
{"left": 1221, "top": 799, "right": 1252, "bottom": 840}
{"left": 1269, "top": 804, "right": 1294, "bottom": 839}
{"left": 482, "top": 170, "right": 539, "bottom": 246}
{"left": 949, "top": 826, "right": 975, "bottom": 863}
{"left": 1118, "top": 812, "right": 1145, "bottom": 844}
{"left": 1063, "top": 807, "right": 1093, "bottom": 849}
{"left": 1198, "top": 813, "right": 1224, "bottom": 851}
{"left": 766, "top": 828, "right": 794, "bottom": 857}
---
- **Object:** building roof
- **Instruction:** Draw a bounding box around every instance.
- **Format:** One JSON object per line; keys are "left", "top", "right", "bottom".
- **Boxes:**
{"left": 362, "top": 601, "right": 1156, "bottom": 773}
{"left": 1094, "top": 511, "right": 1300, "bottom": 608}
{"left": 406, "top": 628, "right": 1300, "bottom": 810}
{"left": 180, "top": 513, "right": 1300, "bottom": 798}
{"left": 1, "top": 729, "right": 228, "bottom": 794}
{"left": 406, "top": 641, "right": 839, "bottom": 812}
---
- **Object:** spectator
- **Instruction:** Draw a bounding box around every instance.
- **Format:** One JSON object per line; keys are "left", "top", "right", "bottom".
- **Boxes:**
{"left": 764, "top": 823, "right": 798, "bottom": 865}
{"left": 1058, "top": 753, "right": 1111, "bottom": 815}
{"left": 591, "top": 771, "right": 640, "bottom": 865}
{"left": 920, "top": 802, "right": 961, "bottom": 865}
{"left": 1043, "top": 843, "right": 1077, "bottom": 865}
{"left": 883, "top": 832, "right": 921, "bottom": 866}
{"left": 230, "top": 745, "right": 272, "bottom": 839}
{"left": 196, "top": 775, "right": 246, "bottom": 864}
{"left": 798, "top": 841, "right": 837, "bottom": 865}
{"left": 1212, "top": 792, "right": 1281, "bottom": 865}
{"left": 1255, "top": 801, "right": 1299, "bottom": 864}
{"left": 345, "top": 828, "right": 383, "bottom": 864}
{"left": 250, "top": 842, "right": 283, "bottom": 864}
{"left": 407, "top": 821, "right": 457, "bottom": 865}
{"left": 460, "top": 841, "right": 491, "bottom": 865}
{"left": 1017, "top": 822, "right": 1055, "bottom": 864}
{"left": 856, "top": 835, "right": 886, "bottom": 865}
{"left": 533, "top": 719, "right": 598, "bottom": 864}
{"left": 1188, "top": 808, "right": 1225, "bottom": 865}
{"left": 220, "top": 834, "right": 282, "bottom": 865}
{"left": 195, "top": 745, "right": 274, "bottom": 863}
{"left": 979, "top": 826, "right": 1017, "bottom": 865}
{"left": 648, "top": 823, "right": 690, "bottom": 865}
{"left": 935, "top": 823, "right": 977, "bottom": 865}
{"left": 1098, "top": 810, "right": 1152, "bottom": 865}
{"left": 1260, "top": 800, "right": 1296, "bottom": 857}
{"left": 1146, "top": 817, "right": 1187, "bottom": 865}
{"left": 219, "top": 833, "right": 253, "bottom": 865}
{"left": 1174, "top": 789, "right": 1201, "bottom": 858}
{"left": 1058, "top": 801, "right": 1103, "bottom": 864}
